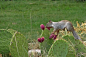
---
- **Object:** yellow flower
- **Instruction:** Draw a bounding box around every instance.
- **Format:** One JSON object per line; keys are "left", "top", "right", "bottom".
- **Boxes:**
{"left": 81, "top": 23, "right": 86, "bottom": 26}
{"left": 76, "top": 21, "right": 80, "bottom": 28}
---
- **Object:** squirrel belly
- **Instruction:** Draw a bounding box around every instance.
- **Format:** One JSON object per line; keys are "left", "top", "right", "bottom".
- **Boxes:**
{"left": 46, "top": 20, "right": 81, "bottom": 40}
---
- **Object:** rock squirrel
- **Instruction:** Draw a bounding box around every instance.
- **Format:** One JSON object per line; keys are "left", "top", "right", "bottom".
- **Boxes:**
{"left": 46, "top": 20, "right": 81, "bottom": 40}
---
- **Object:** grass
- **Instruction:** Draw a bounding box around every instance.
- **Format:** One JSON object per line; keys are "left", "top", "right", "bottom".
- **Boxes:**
{"left": 0, "top": 1, "right": 86, "bottom": 42}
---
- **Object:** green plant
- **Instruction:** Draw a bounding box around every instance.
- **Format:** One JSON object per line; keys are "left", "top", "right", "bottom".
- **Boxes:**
{"left": 39, "top": 28, "right": 54, "bottom": 56}
{"left": 0, "top": 29, "right": 28, "bottom": 57}
{"left": 0, "top": 29, "right": 12, "bottom": 54}
{"left": 66, "top": 46, "right": 76, "bottom": 57}
{"left": 62, "top": 35, "right": 86, "bottom": 56}
{"left": 38, "top": 23, "right": 86, "bottom": 57}
{"left": 9, "top": 32, "right": 28, "bottom": 57}
{"left": 1, "top": 1, "right": 86, "bottom": 41}
{"left": 48, "top": 40, "right": 69, "bottom": 57}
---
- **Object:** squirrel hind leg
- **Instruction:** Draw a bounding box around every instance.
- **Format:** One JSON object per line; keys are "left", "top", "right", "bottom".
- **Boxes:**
{"left": 66, "top": 25, "right": 74, "bottom": 32}
{"left": 63, "top": 28, "right": 69, "bottom": 32}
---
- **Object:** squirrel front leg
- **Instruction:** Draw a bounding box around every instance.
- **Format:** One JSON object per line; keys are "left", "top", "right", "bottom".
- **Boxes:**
{"left": 57, "top": 30, "right": 59, "bottom": 36}
{"left": 51, "top": 29, "right": 57, "bottom": 34}
{"left": 51, "top": 29, "right": 59, "bottom": 34}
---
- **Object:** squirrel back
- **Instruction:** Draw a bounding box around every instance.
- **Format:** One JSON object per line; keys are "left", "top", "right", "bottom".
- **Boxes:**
{"left": 46, "top": 20, "right": 74, "bottom": 31}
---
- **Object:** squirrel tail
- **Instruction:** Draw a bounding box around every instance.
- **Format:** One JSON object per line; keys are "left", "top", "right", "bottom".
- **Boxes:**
{"left": 72, "top": 30, "right": 81, "bottom": 40}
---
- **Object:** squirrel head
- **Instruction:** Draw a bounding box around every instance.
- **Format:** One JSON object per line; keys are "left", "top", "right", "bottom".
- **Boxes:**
{"left": 46, "top": 20, "right": 53, "bottom": 28}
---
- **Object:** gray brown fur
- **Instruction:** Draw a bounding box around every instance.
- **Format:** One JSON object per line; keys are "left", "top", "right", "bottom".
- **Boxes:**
{"left": 46, "top": 20, "right": 81, "bottom": 40}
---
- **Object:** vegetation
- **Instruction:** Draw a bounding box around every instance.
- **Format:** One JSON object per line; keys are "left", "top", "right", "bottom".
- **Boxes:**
{"left": 0, "top": 1, "right": 86, "bottom": 41}
{"left": 0, "top": 1, "right": 86, "bottom": 57}
{"left": 0, "top": 29, "right": 28, "bottom": 57}
{"left": 38, "top": 22, "right": 86, "bottom": 57}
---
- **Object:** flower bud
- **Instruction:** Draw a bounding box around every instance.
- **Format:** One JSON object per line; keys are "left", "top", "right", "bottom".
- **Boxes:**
{"left": 53, "top": 35, "right": 57, "bottom": 40}
{"left": 40, "top": 24, "right": 45, "bottom": 30}
{"left": 38, "top": 38, "right": 42, "bottom": 43}
{"left": 38, "top": 37, "right": 45, "bottom": 43}
{"left": 49, "top": 34, "right": 55, "bottom": 39}
{"left": 41, "top": 37, "right": 45, "bottom": 42}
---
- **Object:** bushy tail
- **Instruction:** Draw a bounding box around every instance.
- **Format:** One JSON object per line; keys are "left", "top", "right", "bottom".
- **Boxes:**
{"left": 72, "top": 30, "right": 81, "bottom": 40}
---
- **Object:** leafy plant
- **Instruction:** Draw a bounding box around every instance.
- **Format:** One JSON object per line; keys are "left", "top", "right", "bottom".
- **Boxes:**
{"left": 62, "top": 35, "right": 86, "bottom": 54}
{"left": 48, "top": 40, "right": 69, "bottom": 57}
{"left": 39, "top": 28, "right": 54, "bottom": 56}
{"left": 9, "top": 32, "right": 28, "bottom": 57}
{"left": 38, "top": 23, "right": 86, "bottom": 57}
{"left": 0, "top": 29, "right": 12, "bottom": 54}
{"left": 0, "top": 29, "right": 28, "bottom": 57}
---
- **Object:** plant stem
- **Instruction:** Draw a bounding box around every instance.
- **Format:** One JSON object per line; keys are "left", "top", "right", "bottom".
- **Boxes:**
{"left": 40, "top": 30, "right": 43, "bottom": 37}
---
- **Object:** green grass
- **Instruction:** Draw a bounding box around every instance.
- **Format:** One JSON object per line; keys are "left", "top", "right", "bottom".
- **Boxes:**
{"left": 0, "top": 1, "right": 86, "bottom": 42}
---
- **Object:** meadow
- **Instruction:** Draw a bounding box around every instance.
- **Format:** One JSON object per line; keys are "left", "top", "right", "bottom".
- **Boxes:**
{"left": 0, "top": 1, "right": 86, "bottom": 42}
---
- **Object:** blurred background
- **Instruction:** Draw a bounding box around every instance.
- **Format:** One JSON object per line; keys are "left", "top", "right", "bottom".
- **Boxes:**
{"left": 0, "top": 0, "right": 86, "bottom": 42}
